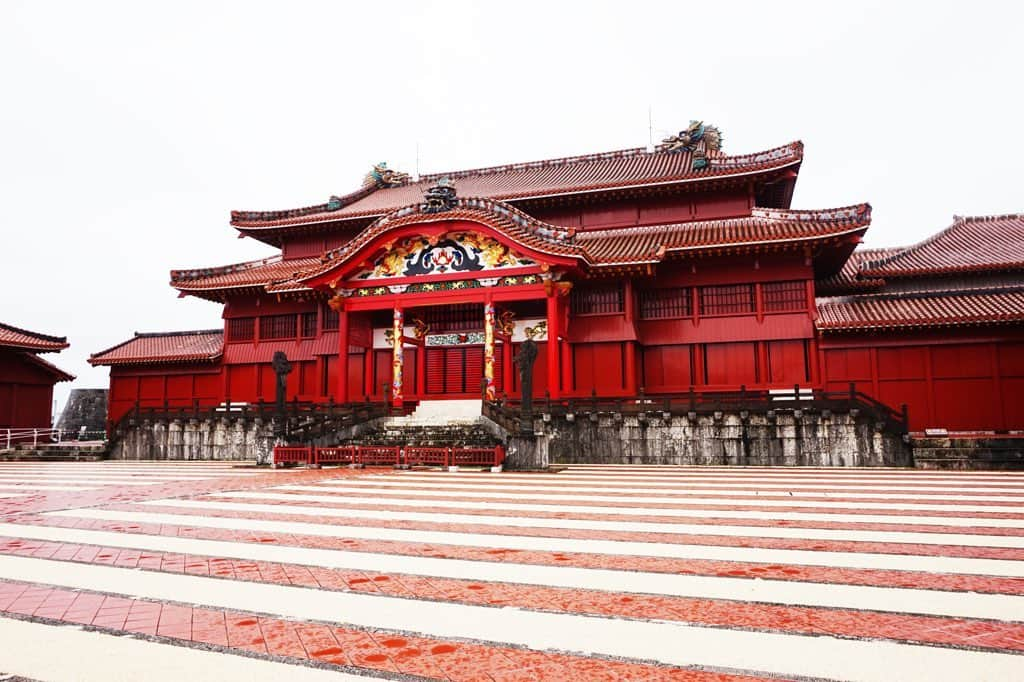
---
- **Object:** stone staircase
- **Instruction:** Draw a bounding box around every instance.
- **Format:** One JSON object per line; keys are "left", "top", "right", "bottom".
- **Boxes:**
{"left": 912, "top": 436, "right": 1024, "bottom": 470}
{"left": 0, "top": 441, "right": 108, "bottom": 461}
{"left": 343, "top": 400, "right": 505, "bottom": 448}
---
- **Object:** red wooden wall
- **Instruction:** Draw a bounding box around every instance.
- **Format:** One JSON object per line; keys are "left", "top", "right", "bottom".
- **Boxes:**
{"left": 822, "top": 334, "right": 1024, "bottom": 431}
{"left": 530, "top": 189, "right": 752, "bottom": 232}
{"left": 108, "top": 364, "right": 222, "bottom": 424}
{"left": 0, "top": 351, "right": 58, "bottom": 429}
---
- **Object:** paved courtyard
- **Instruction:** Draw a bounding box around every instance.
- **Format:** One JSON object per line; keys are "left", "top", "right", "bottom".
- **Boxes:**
{"left": 0, "top": 462, "right": 1022, "bottom": 681}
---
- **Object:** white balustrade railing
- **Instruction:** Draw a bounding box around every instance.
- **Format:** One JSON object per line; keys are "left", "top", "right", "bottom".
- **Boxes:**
{"left": 2, "top": 427, "right": 107, "bottom": 450}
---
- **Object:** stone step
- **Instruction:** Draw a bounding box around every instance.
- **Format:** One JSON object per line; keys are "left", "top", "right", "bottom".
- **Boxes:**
{"left": 1, "top": 449, "right": 108, "bottom": 462}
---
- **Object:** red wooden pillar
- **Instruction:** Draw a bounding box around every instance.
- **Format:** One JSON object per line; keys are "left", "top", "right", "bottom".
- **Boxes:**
{"left": 483, "top": 301, "right": 497, "bottom": 400}
{"left": 363, "top": 347, "right": 374, "bottom": 399}
{"left": 546, "top": 291, "right": 560, "bottom": 399}
{"left": 391, "top": 307, "right": 404, "bottom": 406}
{"left": 808, "top": 337, "right": 821, "bottom": 386}
{"left": 337, "top": 306, "right": 349, "bottom": 403}
{"left": 415, "top": 343, "right": 426, "bottom": 398}
{"left": 315, "top": 355, "right": 325, "bottom": 399}
{"left": 623, "top": 279, "right": 637, "bottom": 395}
{"left": 693, "top": 344, "right": 706, "bottom": 386}
{"left": 624, "top": 341, "right": 638, "bottom": 394}
{"left": 757, "top": 341, "right": 770, "bottom": 385}
{"left": 561, "top": 339, "right": 573, "bottom": 395}
{"left": 502, "top": 338, "right": 514, "bottom": 396}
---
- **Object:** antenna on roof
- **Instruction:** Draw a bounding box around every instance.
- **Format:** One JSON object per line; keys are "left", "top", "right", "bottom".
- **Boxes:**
{"left": 647, "top": 106, "right": 654, "bottom": 153}
{"left": 414, "top": 142, "right": 420, "bottom": 182}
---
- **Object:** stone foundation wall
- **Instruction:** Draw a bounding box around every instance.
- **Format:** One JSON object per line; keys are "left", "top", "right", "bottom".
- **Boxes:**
{"left": 110, "top": 416, "right": 389, "bottom": 463}
{"left": 110, "top": 418, "right": 277, "bottom": 463}
{"left": 506, "top": 410, "right": 910, "bottom": 469}
{"left": 112, "top": 410, "right": 911, "bottom": 468}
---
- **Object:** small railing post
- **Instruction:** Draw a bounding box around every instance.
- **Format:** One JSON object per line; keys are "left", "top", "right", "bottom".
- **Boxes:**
{"left": 33, "top": 429, "right": 38, "bottom": 447}
{"left": 6, "top": 428, "right": 10, "bottom": 449}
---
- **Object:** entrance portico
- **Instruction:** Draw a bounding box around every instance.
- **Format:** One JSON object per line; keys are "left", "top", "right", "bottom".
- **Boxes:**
{"left": 330, "top": 280, "right": 567, "bottom": 406}
{"left": 303, "top": 195, "right": 582, "bottom": 408}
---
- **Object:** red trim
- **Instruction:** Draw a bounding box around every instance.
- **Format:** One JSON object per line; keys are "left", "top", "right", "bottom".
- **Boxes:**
{"left": 344, "top": 265, "right": 543, "bottom": 288}
{"left": 343, "top": 283, "right": 548, "bottom": 311}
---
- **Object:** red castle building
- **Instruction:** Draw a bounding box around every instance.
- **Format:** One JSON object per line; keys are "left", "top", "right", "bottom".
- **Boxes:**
{"left": 1, "top": 322, "right": 74, "bottom": 436}
{"left": 89, "top": 123, "right": 1024, "bottom": 435}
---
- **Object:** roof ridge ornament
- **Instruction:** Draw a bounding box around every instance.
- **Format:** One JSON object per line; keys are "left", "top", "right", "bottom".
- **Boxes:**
{"left": 363, "top": 162, "right": 411, "bottom": 189}
{"left": 659, "top": 120, "right": 723, "bottom": 170}
{"left": 422, "top": 176, "right": 458, "bottom": 213}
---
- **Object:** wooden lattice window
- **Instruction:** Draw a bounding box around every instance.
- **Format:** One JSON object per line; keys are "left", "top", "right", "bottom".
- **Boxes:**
{"left": 699, "top": 284, "right": 754, "bottom": 316}
{"left": 762, "top": 281, "right": 807, "bottom": 312}
{"left": 226, "top": 317, "right": 255, "bottom": 342}
{"left": 260, "top": 314, "right": 297, "bottom": 340}
{"left": 571, "top": 285, "right": 624, "bottom": 315}
{"left": 639, "top": 287, "right": 692, "bottom": 320}
{"left": 423, "top": 303, "right": 482, "bottom": 333}
{"left": 300, "top": 312, "right": 318, "bottom": 337}
{"left": 322, "top": 305, "right": 339, "bottom": 331}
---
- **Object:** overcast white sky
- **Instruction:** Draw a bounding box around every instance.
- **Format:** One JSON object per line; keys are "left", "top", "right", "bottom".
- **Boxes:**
{"left": 2, "top": 0, "right": 1022, "bottom": 415}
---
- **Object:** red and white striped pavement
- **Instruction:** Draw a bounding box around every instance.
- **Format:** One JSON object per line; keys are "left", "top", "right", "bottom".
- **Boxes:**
{"left": 1, "top": 462, "right": 1023, "bottom": 681}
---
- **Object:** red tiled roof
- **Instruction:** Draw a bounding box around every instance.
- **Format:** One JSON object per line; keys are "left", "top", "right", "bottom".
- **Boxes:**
{"left": 89, "top": 330, "right": 224, "bottom": 366}
{"left": 175, "top": 200, "right": 871, "bottom": 295}
{"left": 816, "top": 287, "right": 1024, "bottom": 332}
{"left": 861, "top": 214, "right": 1024, "bottom": 278}
{"left": 230, "top": 142, "right": 804, "bottom": 229}
{"left": 20, "top": 352, "right": 75, "bottom": 382}
{"left": 0, "top": 322, "right": 68, "bottom": 353}
{"left": 301, "top": 197, "right": 582, "bottom": 283}
{"left": 815, "top": 246, "right": 896, "bottom": 296}
{"left": 171, "top": 256, "right": 320, "bottom": 292}
{"left": 578, "top": 205, "right": 871, "bottom": 266}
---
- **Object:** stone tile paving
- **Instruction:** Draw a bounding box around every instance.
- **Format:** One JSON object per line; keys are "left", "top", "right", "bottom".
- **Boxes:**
{"left": 0, "top": 462, "right": 1023, "bottom": 680}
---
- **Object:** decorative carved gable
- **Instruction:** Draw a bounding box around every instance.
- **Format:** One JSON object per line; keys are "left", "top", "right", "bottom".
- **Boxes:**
{"left": 353, "top": 232, "right": 536, "bottom": 280}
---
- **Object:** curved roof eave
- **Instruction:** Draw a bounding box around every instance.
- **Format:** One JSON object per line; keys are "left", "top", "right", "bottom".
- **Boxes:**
{"left": 230, "top": 142, "right": 804, "bottom": 232}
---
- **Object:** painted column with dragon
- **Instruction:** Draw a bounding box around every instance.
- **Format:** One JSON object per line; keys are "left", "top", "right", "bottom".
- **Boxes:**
{"left": 391, "top": 308, "right": 404, "bottom": 406}
{"left": 483, "top": 302, "right": 497, "bottom": 401}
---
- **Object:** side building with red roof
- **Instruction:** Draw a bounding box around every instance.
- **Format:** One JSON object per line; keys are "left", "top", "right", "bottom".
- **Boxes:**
{"left": 89, "top": 331, "right": 224, "bottom": 426}
{"left": 89, "top": 123, "right": 1024, "bottom": 449}
{"left": 1, "top": 322, "right": 74, "bottom": 436}
{"left": 818, "top": 214, "right": 1024, "bottom": 432}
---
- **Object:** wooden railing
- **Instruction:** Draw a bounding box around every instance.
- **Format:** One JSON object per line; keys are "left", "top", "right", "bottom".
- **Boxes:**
{"left": 484, "top": 384, "right": 908, "bottom": 435}
{"left": 273, "top": 444, "right": 505, "bottom": 468}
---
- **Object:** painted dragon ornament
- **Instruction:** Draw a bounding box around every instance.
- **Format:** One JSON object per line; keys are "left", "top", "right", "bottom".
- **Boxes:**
{"left": 660, "top": 121, "right": 723, "bottom": 170}
{"left": 363, "top": 162, "right": 411, "bottom": 189}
